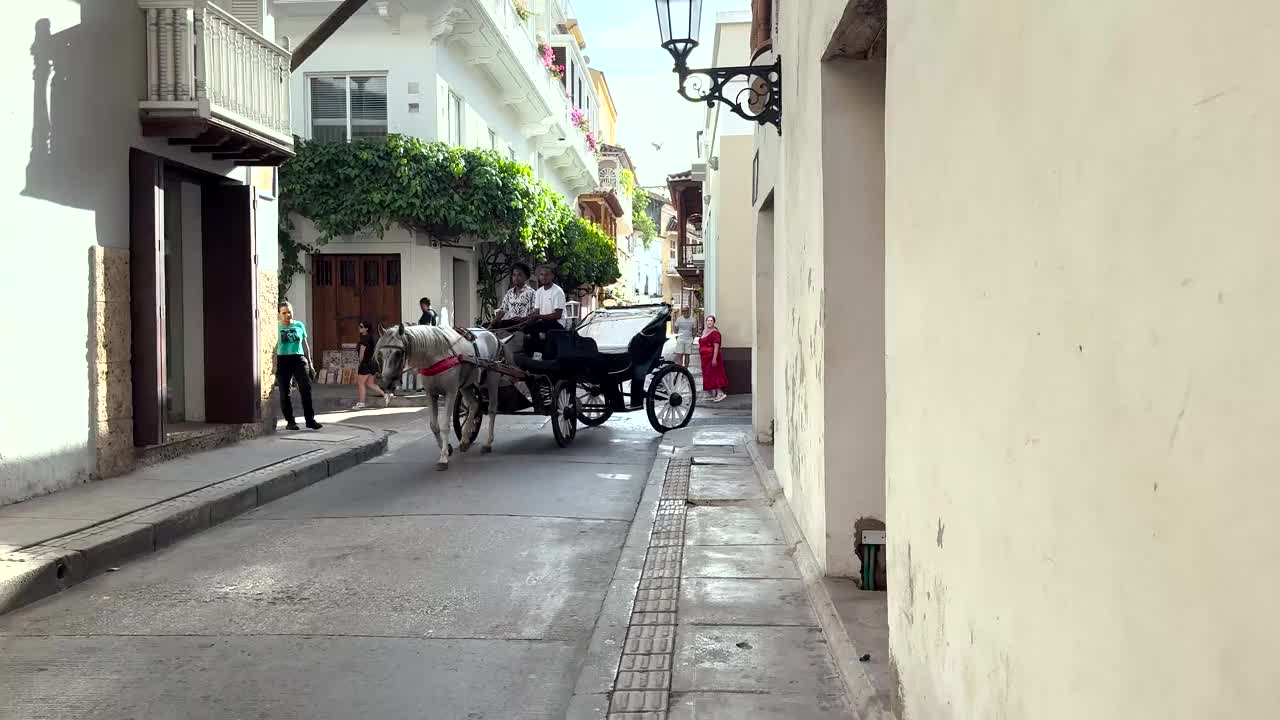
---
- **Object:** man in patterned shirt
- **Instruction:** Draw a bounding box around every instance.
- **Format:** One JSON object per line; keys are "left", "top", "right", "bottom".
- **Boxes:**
{"left": 489, "top": 262, "right": 537, "bottom": 330}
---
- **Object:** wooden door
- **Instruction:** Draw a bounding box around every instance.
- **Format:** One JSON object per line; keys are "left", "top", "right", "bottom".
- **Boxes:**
{"left": 129, "top": 150, "right": 166, "bottom": 446}
{"left": 310, "top": 254, "right": 401, "bottom": 354}
{"left": 202, "top": 184, "right": 260, "bottom": 424}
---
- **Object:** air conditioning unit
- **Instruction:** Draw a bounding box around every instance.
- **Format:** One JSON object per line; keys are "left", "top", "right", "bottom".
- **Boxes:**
{"left": 690, "top": 162, "right": 707, "bottom": 182}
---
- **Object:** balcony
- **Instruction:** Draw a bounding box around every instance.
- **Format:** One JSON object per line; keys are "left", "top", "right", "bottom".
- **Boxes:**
{"left": 433, "top": 0, "right": 597, "bottom": 192}
{"left": 138, "top": 0, "right": 293, "bottom": 165}
{"left": 596, "top": 152, "right": 634, "bottom": 236}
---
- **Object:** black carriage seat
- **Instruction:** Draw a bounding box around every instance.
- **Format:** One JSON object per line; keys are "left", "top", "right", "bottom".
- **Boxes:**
{"left": 514, "top": 330, "right": 602, "bottom": 374}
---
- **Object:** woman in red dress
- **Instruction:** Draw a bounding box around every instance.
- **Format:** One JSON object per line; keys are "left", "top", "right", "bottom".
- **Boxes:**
{"left": 699, "top": 315, "right": 729, "bottom": 403}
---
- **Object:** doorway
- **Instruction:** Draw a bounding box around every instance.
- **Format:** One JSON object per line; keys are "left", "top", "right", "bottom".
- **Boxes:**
{"left": 452, "top": 258, "right": 472, "bottom": 327}
{"left": 309, "top": 254, "right": 402, "bottom": 355}
{"left": 130, "top": 149, "right": 260, "bottom": 447}
{"left": 754, "top": 197, "right": 775, "bottom": 443}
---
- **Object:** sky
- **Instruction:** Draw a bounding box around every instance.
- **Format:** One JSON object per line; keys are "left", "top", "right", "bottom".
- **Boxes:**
{"left": 572, "top": 0, "right": 752, "bottom": 189}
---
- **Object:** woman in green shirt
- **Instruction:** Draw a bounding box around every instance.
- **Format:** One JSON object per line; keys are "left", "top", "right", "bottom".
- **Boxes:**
{"left": 276, "top": 302, "right": 322, "bottom": 430}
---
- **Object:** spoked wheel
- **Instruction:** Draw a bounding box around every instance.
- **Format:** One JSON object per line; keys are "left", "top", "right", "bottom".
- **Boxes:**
{"left": 646, "top": 364, "right": 697, "bottom": 433}
{"left": 451, "top": 391, "right": 485, "bottom": 446}
{"left": 576, "top": 383, "right": 613, "bottom": 427}
{"left": 550, "top": 380, "right": 578, "bottom": 447}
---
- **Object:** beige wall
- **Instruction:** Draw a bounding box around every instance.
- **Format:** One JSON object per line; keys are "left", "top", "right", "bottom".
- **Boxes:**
{"left": 760, "top": 0, "right": 884, "bottom": 576}
{"left": 886, "top": 2, "right": 1280, "bottom": 718}
{"left": 711, "top": 135, "right": 755, "bottom": 347}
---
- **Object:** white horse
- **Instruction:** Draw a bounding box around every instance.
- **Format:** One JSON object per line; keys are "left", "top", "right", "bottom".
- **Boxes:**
{"left": 373, "top": 324, "right": 502, "bottom": 470}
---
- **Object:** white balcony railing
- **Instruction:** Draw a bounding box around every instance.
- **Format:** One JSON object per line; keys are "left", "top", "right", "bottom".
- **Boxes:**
{"left": 139, "top": 0, "right": 292, "bottom": 150}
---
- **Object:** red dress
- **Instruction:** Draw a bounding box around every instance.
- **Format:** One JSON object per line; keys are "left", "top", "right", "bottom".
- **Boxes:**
{"left": 699, "top": 330, "right": 729, "bottom": 392}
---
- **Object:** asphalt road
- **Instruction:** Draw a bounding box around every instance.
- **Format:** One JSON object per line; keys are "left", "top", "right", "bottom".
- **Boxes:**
{"left": 0, "top": 407, "right": 669, "bottom": 720}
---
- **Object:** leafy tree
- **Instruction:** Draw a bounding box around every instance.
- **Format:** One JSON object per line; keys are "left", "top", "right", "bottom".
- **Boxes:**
{"left": 278, "top": 135, "right": 619, "bottom": 315}
{"left": 632, "top": 186, "right": 658, "bottom": 249}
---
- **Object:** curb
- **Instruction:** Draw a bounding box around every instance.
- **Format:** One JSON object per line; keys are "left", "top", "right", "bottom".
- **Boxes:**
{"left": 0, "top": 431, "right": 389, "bottom": 616}
{"left": 744, "top": 439, "right": 897, "bottom": 720}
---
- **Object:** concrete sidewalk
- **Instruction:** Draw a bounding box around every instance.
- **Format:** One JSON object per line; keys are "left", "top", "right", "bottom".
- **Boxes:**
{"left": 0, "top": 423, "right": 387, "bottom": 615}
{"left": 569, "top": 425, "right": 893, "bottom": 719}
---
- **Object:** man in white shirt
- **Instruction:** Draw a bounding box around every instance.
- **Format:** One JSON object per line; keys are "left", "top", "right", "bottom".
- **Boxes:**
{"left": 523, "top": 265, "right": 568, "bottom": 357}
{"left": 531, "top": 265, "right": 567, "bottom": 328}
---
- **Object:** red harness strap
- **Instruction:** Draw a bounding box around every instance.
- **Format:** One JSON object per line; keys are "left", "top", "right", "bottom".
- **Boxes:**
{"left": 419, "top": 355, "right": 462, "bottom": 377}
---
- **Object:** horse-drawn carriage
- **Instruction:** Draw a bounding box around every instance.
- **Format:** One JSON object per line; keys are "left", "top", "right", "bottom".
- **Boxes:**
{"left": 451, "top": 303, "right": 698, "bottom": 447}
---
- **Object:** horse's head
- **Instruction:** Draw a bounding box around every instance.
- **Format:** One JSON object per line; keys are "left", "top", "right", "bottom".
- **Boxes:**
{"left": 374, "top": 324, "right": 409, "bottom": 391}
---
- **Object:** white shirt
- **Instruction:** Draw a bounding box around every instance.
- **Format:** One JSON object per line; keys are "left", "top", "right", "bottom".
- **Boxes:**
{"left": 535, "top": 284, "right": 567, "bottom": 327}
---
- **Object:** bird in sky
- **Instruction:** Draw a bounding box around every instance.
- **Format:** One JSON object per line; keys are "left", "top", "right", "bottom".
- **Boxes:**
{"left": 651, "top": 142, "right": 664, "bottom": 151}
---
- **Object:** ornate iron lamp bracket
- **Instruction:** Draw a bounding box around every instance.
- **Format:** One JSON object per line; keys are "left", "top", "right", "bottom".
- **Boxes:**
{"left": 669, "top": 52, "right": 782, "bottom": 130}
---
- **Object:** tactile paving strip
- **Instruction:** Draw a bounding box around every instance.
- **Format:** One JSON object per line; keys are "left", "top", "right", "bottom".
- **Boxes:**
{"left": 607, "top": 458, "right": 692, "bottom": 719}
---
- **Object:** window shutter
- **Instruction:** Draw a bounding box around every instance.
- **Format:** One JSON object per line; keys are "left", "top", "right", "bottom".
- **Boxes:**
{"left": 309, "top": 76, "right": 347, "bottom": 142}
{"left": 229, "top": 0, "right": 263, "bottom": 33}
{"left": 437, "top": 78, "right": 451, "bottom": 142}
{"left": 349, "top": 75, "right": 388, "bottom": 139}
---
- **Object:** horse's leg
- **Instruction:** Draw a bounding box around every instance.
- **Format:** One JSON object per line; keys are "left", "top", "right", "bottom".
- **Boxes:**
{"left": 429, "top": 388, "right": 449, "bottom": 471}
{"left": 459, "top": 385, "right": 478, "bottom": 453}
{"left": 481, "top": 372, "right": 498, "bottom": 453}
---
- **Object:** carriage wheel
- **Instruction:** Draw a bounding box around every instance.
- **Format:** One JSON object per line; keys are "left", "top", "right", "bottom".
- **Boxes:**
{"left": 646, "top": 364, "right": 697, "bottom": 433}
{"left": 576, "top": 383, "right": 613, "bottom": 427}
{"left": 550, "top": 380, "right": 578, "bottom": 447}
{"left": 451, "top": 391, "right": 485, "bottom": 446}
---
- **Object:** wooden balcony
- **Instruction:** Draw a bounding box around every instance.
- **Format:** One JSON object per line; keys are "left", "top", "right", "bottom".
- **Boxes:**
{"left": 668, "top": 169, "right": 704, "bottom": 284}
{"left": 138, "top": 0, "right": 293, "bottom": 165}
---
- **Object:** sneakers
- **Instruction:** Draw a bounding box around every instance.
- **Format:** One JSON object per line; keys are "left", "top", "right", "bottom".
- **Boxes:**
{"left": 285, "top": 422, "right": 301, "bottom": 431}
{"left": 351, "top": 402, "right": 367, "bottom": 410}
{"left": 305, "top": 420, "right": 323, "bottom": 430}
{"left": 383, "top": 393, "right": 394, "bottom": 408}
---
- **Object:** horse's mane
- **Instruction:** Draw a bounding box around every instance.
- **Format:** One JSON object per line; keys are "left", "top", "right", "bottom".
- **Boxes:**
{"left": 381, "top": 325, "right": 462, "bottom": 367}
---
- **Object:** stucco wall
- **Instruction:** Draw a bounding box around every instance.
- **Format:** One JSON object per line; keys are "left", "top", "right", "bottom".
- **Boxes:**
{"left": 712, "top": 134, "right": 755, "bottom": 350}
{"left": 1, "top": 0, "right": 250, "bottom": 504}
{"left": 768, "top": 0, "right": 859, "bottom": 573}
{"left": 886, "top": 2, "right": 1280, "bottom": 718}
{"left": 821, "top": 59, "right": 887, "bottom": 577}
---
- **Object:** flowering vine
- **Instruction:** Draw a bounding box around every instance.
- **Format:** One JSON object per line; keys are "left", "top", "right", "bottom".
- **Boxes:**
{"left": 537, "top": 41, "right": 565, "bottom": 80}
{"left": 512, "top": 0, "right": 530, "bottom": 21}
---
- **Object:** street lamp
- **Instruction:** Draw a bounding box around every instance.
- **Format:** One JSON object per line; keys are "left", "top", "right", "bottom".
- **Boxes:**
{"left": 654, "top": 0, "right": 782, "bottom": 130}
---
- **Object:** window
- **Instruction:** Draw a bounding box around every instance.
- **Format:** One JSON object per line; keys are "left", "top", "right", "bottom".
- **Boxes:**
{"left": 489, "top": 129, "right": 497, "bottom": 151}
{"left": 309, "top": 74, "right": 388, "bottom": 142}
{"left": 448, "top": 92, "right": 464, "bottom": 145}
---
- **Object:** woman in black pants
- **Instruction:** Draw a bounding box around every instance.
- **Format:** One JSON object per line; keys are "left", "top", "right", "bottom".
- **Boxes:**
{"left": 276, "top": 301, "right": 322, "bottom": 430}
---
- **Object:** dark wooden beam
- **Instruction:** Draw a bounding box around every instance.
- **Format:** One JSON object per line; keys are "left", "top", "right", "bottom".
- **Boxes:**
{"left": 211, "top": 147, "right": 261, "bottom": 161}
{"left": 169, "top": 130, "right": 221, "bottom": 147}
{"left": 290, "top": 0, "right": 372, "bottom": 71}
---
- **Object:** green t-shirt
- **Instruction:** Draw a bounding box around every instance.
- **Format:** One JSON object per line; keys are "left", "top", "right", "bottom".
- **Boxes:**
{"left": 277, "top": 321, "right": 307, "bottom": 356}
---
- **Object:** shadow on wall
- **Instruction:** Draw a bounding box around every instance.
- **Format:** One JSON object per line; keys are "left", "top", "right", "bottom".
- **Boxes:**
{"left": 13, "top": 3, "right": 139, "bottom": 498}
{"left": 23, "top": 1, "right": 136, "bottom": 235}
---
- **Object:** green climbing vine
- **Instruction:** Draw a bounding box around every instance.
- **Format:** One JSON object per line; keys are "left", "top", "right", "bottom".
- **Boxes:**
{"left": 278, "top": 135, "right": 620, "bottom": 318}
{"left": 632, "top": 185, "right": 658, "bottom": 249}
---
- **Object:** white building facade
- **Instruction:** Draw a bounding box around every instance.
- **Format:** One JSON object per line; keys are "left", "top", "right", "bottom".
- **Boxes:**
{"left": 2, "top": 0, "right": 291, "bottom": 505}
{"left": 275, "top": 0, "right": 600, "bottom": 346}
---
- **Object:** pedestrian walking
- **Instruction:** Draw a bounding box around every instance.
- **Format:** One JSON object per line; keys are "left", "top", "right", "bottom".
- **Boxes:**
{"left": 276, "top": 301, "right": 322, "bottom": 430}
{"left": 673, "top": 305, "right": 696, "bottom": 368}
{"left": 352, "top": 320, "right": 392, "bottom": 410}
{"left": 699, "top": 314, "right": 729, "bottom": 402}
{"left": 418, "top": 297, "right": 439, "bottom": 326}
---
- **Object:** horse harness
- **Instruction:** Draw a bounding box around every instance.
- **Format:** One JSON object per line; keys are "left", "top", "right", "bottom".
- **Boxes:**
{"left": 418, "top": 326, "right": 483, "bottom": 379}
